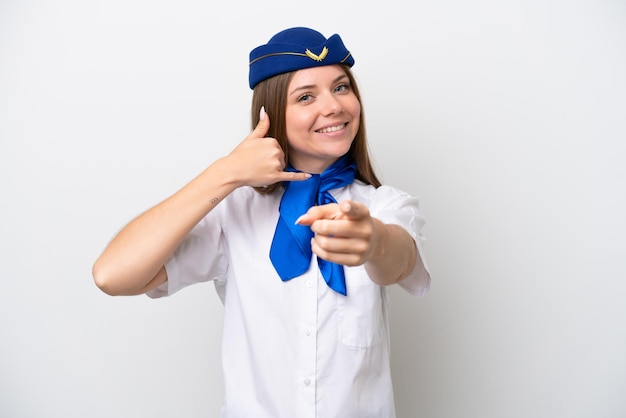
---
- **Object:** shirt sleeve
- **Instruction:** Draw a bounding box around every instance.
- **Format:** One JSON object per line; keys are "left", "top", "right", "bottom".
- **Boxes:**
{"left": 146, "top": 208, "right": 229, "bottom": 299}
{"left": 368, "top": 185, "right": 431, "bottom": 297}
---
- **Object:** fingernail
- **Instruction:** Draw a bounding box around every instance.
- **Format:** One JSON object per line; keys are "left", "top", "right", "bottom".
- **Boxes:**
{"left": 304, "top": 173, "right": 312, "bottom": 178}
{"left": 259, "top": 106, "right": 266, "bottom": 121}
{"left": 294, "top": 215, "right": 305, "bottom": 224}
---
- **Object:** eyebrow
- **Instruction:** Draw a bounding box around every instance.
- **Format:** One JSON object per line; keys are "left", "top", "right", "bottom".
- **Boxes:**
{"left": 288, "top": 74, "right": 349, "bottom": 97}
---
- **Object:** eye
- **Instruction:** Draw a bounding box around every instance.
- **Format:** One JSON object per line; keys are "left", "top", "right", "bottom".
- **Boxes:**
{"left": 297, "top": 93, "right": 313, "bottom": 103}
{"left": 334, "top": 83, "right": 350, "bottom": 93}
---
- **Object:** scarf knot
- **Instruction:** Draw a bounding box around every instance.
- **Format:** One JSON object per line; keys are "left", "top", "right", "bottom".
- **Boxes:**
{"left": 269, "top": 155, "right": 357, "bottom": 295}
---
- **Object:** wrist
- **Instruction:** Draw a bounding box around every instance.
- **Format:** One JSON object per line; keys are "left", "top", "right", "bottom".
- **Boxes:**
{"left": 369, "top": 219, "right": 388, "bottom": 262}
{"left": 210, "top": 156, "right": 245, "bottom": 189}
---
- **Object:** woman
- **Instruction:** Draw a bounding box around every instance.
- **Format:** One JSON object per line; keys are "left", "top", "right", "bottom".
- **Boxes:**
{"left": 93, "top": 26, "right": 430, "bottom": 418}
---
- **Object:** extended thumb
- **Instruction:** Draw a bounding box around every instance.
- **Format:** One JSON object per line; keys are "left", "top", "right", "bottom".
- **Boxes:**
{"left": 254, "top": 106, "right": 270, "bottom": 136}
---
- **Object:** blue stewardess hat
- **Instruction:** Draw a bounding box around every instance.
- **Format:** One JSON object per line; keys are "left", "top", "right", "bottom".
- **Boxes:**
{"left": 248, "top": 27, "right": 355, "bottom": 89}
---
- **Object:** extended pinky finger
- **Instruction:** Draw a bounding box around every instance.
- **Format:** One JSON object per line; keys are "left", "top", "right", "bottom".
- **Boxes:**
{"left": 281, "top": 172, "right": 312, "bottom": 182}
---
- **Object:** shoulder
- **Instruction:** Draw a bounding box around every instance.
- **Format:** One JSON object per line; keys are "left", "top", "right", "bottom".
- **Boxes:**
{"left": 224, "top": 186, "right": 282, "bottom": 205}
{"left": 219, "top": 186, "right": 282, "bottom": 219}
{"left": 339, "top": 181, "right": 418, "bottom": 211}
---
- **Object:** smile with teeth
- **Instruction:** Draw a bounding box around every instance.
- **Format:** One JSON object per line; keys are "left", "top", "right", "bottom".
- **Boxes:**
{"left": 317, "top": 123, "right": 346, "bottom": 133}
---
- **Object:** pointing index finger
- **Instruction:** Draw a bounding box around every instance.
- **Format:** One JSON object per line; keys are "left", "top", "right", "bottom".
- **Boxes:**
{"left": 295, "top": 203, "right": 342, "bottom": 226}
{"left": 339, "top": 200, "right": 368, "bottom": 219}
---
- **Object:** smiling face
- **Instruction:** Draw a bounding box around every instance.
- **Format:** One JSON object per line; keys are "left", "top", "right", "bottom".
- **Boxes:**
{"left": 284, "top": 65, "right": 361, "bottom": 174}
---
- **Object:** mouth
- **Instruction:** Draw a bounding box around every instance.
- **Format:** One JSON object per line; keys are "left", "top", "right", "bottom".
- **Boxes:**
{"left": 316, "top": 123, "right": 346, "bottom": 134}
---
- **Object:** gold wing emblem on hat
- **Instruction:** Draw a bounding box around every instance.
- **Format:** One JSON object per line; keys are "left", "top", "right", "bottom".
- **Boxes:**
{"left": 305, "top": 47, "right": 329, "bottom": 62}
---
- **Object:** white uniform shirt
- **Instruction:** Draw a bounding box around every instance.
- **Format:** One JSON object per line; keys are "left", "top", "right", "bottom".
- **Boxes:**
{"left": 148, "top": 181, "right": 430, "bottom": 418}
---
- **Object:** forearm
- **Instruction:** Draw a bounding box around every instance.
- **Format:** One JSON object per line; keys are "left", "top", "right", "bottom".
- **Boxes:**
{"left": 364, "top": 221, "right": 418, "bottom": 286}
{"left": 93, "top": 112, "right": 312, "bottom": 296}
{"left": 92, "top": 158, "right": 238, "bottom": 296}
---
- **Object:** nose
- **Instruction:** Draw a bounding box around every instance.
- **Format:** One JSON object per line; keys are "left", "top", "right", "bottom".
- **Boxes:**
{"left": 320, "top": 92, "right": 343, "bottom": 116}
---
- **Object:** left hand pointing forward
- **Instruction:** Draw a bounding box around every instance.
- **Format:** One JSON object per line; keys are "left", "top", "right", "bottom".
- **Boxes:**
{"left": 296, "top": 200, "right": 383, "bottom": 267}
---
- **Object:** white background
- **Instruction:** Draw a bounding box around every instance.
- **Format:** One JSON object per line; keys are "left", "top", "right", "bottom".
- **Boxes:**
{"left": 1, "top": 0, "right": 625, "bottom": 417}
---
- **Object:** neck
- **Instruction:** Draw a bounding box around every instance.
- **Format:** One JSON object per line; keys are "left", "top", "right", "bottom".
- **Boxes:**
{"left": 290, "top": 155, "right": 352, "bottom": 174}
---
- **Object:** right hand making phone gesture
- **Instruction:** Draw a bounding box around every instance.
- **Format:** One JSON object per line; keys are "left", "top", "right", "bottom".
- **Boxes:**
{"left": 224, "top": 107, "right": 311, "bottom": 188}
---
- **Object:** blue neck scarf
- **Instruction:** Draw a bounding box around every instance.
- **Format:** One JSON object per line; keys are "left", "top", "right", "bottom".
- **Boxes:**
{"left": 269, "top": 155, "right": 357, "bottom": 295}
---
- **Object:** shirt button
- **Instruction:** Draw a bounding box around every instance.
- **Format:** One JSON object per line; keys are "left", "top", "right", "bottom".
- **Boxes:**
{"left": 305, "top": 328, "right": 312, "bottom": 336}
{"left": 304, "top": 378, "right": 311, "bottom": 387}
{"left": 305, "top": 280, "right": 313, "bottom": 288}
